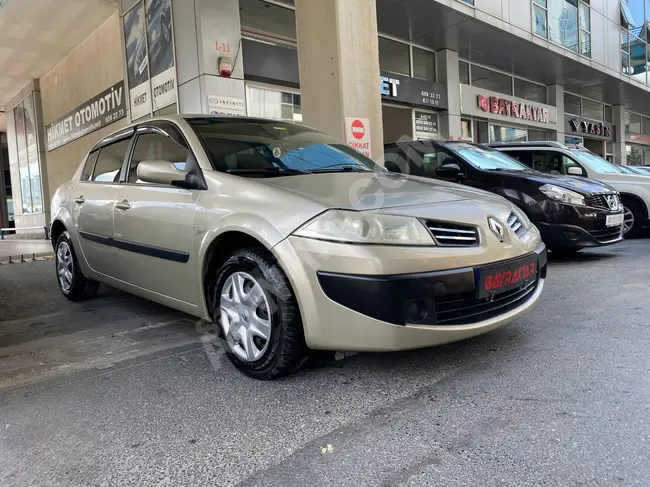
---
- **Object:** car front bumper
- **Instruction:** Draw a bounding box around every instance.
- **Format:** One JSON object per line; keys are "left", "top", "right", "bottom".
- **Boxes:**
{"left": 273, "top": 236, "right": 546, "bottom": 352}
{"left": 537, "top": 221, "right": 623, "bottom": 250}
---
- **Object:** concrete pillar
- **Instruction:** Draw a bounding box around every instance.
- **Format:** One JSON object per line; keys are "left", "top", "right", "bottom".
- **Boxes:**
{"left": 613, "top": 105, "right": 627, "bottom": 165}
{"left": 547, "top": 84, "right": 565, "bottom": 143}
{"left": 436, "top": 49, "right": 462, "bottom": 140}
{"left": 295, "top": 0, "right": 384, "bottom": 160}
{"left": 172, "top": 0, "right": 246, "bottom": 115}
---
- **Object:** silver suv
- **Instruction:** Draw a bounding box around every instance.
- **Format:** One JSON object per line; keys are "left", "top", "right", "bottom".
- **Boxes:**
{"left": 51, "top": 116, "right": 546, "bottom": 379}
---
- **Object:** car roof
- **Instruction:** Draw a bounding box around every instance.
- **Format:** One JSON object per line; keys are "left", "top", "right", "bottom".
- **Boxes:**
{"left": 486, "top": 141, "right": 569, "bottom": 149}
{"left": 89, "top": 115, "right": 310, "bottom": 152}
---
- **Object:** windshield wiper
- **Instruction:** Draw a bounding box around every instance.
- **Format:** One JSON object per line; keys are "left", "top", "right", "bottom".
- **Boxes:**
{"left": 224, "top": 168, "right": 307, "bottom": 176}
{"left": 309, "top": 166, "right": 373, "bottom": 173}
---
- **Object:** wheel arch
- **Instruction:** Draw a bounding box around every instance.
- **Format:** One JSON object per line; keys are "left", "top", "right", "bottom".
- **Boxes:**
{"left": 200, "top": 229, "right": 293, "bottom": 320}
{"left": 620, "top": 192, "right": 648, "bottom": 219}
{"left": 50, "top": 219, "right": 67, "bottom": 250}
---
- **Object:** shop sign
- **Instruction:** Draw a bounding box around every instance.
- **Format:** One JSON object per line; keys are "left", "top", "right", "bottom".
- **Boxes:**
{"left": 414, "top": 111, "right": 438, "bottom": 137}
{"left": 460, "top": 85, "right": 558, "bottom": 129}
{"left": 344, "top": 117, "right": 372, "bottom": 157}
{"left": 207, "top": 94, "right": 246, "bottom": 116}
{"left": 564, "top": 115, "right": 614, "bottom": 140}
{"left": 380, "top": 72, "right": 447, "bottom": 109}
{"left": 45, "top": 81, "right": 127, "bottom": 151}
{"left": 478, "top": 95, "right": 550, "bottom": 123}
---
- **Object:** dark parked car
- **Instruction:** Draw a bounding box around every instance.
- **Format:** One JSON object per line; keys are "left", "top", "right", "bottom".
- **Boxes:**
{"left": 384, "top": 140, "right": 624, "bottom": 254}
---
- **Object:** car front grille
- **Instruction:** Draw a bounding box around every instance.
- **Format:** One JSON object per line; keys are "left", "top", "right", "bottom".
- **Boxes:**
{"left": 507, "top": 212, "right": 527, "bottom": 238}
{"left": 434, "top": 279, "right": 539, "bottom": 326}
{"left": 586, "top": 193, "right": 620, "bottom": 211}
{"left": 424, "top": 221, "right": 479, "bottom": 247}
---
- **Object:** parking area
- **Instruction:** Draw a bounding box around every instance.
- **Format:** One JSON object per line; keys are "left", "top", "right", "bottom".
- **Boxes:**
{"left": 1, "top": 239, "right": 650, "bottom": 486}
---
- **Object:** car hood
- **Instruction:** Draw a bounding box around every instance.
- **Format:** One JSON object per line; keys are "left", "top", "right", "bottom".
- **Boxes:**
{"left": 593, "top": 172, "right": 650, "bottom": 183}
{"left": 260, "top": 171, "right": 506, "bottom": 210}
{"left": 496, "top": 170, "right": 616, "bottom": 194}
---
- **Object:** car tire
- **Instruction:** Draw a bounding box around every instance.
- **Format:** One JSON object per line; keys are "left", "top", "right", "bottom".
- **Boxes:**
{"left": 213, "top": 247, "right": 308, "bottom": 380}
{"left": 55, "top": 231, "right": 99, "bottom": 301}
{"left": 622, "top": 198, "right": 644, "bottom": 238}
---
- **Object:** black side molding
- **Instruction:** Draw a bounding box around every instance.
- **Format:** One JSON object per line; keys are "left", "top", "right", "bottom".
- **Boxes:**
{"left": 79, "top": 231, "right": 189, "bottom": 263}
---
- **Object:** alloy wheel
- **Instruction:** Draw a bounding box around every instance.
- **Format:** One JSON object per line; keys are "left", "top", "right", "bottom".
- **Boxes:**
{"left": 56, "top": 241, "right": 74, "bottom": 292}
{"left": 623, "top": 206, "right": 635, "bottom": 235}
{"left": 220, "top": 271, "right": 272, "bottom": 362}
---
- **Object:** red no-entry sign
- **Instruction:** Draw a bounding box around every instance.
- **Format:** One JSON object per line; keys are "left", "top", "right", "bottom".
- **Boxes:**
{"left": 345, "top": 117, "right": 372, "bottom": 157}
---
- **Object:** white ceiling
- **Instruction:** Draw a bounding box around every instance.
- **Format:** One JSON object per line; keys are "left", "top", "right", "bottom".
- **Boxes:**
{"left": 0, "top": 0, "right": 119, "bottom": 132}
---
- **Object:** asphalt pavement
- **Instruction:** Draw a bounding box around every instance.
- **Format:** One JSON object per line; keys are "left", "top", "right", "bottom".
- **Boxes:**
{"left": 1, "top": 240, "right": 649, "bottom": 486}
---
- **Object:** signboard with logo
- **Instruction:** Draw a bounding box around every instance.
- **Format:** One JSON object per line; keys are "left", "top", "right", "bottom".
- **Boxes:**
{"left": 564, "top": 115, "right": 614, "bottom": 141}
{"left": 380, "top": 72, "right": 447, "bottom": 110}
{"left": 45, "top": 82, "right": 127, "bottom": 151}
{"left": 208, "top": 95, "right": 246, "bottom": 116}
{"left": 414, "top": 110, "right": 438, "bottom": 138}
{"left": 461, "top": 85, "right": 558, "bottom": 130}
{"left": 344, "top": 117, "right": 371, "bottom": 157}
{"left": 123, "top": 0, "right": 177, "bottom": 121}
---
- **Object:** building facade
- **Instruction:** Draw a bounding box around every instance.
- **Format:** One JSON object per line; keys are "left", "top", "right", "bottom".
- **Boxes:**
{"left": 3, "top": 0, "right": 650, "bottom": 232}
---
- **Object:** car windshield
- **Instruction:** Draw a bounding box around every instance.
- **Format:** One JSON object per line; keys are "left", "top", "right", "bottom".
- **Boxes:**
{"left": 446, "top": 143, "right": 528, "bottom": 171}
{"left": 188, "top": 118, "right": 383, "bottom": 176}
{"left": 569, "top": 150, "right": 626, "bottom": 174}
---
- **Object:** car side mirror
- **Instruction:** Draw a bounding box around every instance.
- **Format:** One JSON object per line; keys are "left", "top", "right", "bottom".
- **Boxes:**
{"left": 137, "top": 160, "right": 191, "bottom": 187}
{"left": 567, "top": 166, "right": 585, "bottom": 177}
{"left": 436, "top": 162, "right": 464, "bottom": 180}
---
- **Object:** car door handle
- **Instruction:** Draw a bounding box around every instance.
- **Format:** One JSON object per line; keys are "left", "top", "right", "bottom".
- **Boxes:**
{"left": 74, "top": 196, "right": 85, "bottom": 205}
{"left": 115, "top": 200, "right": 131, "bottom": 211}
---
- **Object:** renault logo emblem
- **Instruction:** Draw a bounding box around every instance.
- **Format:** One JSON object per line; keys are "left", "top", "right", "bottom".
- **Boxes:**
{"left": 488, "top": 217, "right": 505, "bottom": 242}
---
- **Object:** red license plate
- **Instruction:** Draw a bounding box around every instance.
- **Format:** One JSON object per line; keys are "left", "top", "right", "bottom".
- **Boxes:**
{"left": 476, "top": 254, "right": 537, "bottom": 299}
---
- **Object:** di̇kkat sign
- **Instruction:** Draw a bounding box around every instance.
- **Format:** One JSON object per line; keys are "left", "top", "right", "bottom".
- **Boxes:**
{"left": 45, "top": 82, "right": 127, "bottom": 151}
{"left": 123, "top": 0, "right": 176, "bottom": 120}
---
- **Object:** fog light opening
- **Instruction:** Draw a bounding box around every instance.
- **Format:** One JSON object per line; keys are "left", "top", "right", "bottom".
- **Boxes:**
{"left": 406, "top": 300, "right": 428, "bottom": 324}
{"left": 565, "top": 231, "right": 581, "bottom": 241}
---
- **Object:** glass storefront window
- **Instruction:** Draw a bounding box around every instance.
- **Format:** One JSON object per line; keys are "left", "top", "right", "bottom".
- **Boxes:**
{"left": 378, "top": 37, "right": 410, "bottom": 76}
{"left": 564, "top": 93, "right": 581, "bottom": 115}
{"left": 459, "top": 61, "right": 470, "bottom": 85}
{"left": 605, "top": 105, "right": 613, "bottom": 123}
{"left": 582, "top": 98, "right": 603, "bottom": 121}
{"left": 461, "top": 119, "right": 472, "bottom": 140}
{"left": 247, "top": 85, "right": 302, "bottom": 122}
{"left": 528, "top": 130, "right": 548, "bottom": 141}
{"left": 514, "top": 79, "right": 546, "bottom": 103}
{"left": 19, "top": 166, "right": 32, "bottom": 214}
{"left": 626, "top": 111, "right": 642, "bottom": 133}
{"left": 626, "top": 144, "right": 644, "bottom": 165}
{"left": 29, "top": 163, "right": 42, "bottom": 213}
{"left": 239, "top": 0, "right": 296, "bottom": 41}
{"left": 412, "top": 47, "right": 435, "bottom": 82}
{"left": 489, "top": 124, "right": 527, "bottom": 143}
{"left": 471, "top": 65, "right": 512, "bottom": 95}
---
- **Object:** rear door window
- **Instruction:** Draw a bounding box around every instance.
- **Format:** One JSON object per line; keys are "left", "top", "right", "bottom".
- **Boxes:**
{"left": 91, "top": 139, "right": 132, "bottom": 182}
{"left": 531, "top": 151, "right": 565, "bottom": 175}
{"left": 81, "top": 150, "right": 100, "bottom": 181}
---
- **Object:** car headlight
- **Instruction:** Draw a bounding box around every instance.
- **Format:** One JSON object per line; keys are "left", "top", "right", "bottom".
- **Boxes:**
{"left": 293, "top": 210, "right": 435, "bottom": 246}
{"left": 539, "top": 184, "right": 585, "bottom": 206}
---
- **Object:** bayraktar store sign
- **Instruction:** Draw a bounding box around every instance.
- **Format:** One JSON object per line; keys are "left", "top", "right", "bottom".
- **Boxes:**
{"left": 45, "top": 81, "right": 127, "bottom": 151}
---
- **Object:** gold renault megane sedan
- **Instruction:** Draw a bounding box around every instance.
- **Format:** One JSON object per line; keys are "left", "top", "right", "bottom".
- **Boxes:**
{"left": 50, "top": 116, "right": 547, "bottom": 379}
